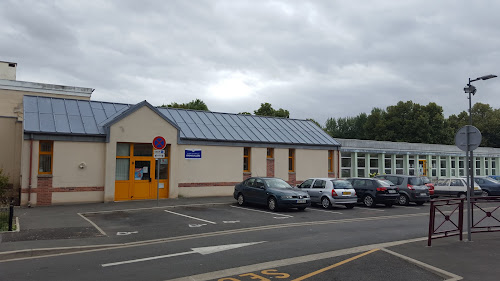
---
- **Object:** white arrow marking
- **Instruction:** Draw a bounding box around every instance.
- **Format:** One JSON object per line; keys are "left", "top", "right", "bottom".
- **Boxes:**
{"left": 189, "top": 224, "right": 207, "bottom": 227}
{"left": 101, "top": 241, "right": 266, "bottom": 267}
{"left": 116, "top": 231, "right": 138, "bottom": 236}
{"left": 223, "top": 220, "right": 240, "bottom": 223}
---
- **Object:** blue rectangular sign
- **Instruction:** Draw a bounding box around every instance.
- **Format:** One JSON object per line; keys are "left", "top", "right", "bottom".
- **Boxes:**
{"left": 185, "top": 149, "right": 202, "bottom": 159}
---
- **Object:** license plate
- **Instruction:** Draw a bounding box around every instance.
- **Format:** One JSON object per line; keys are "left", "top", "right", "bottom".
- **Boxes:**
{"left": 342, "top": 192, "right": 351, "bottom": 195}
{"left": 297, "top": 199, "right": 306, "bottom": 203}
{"left": 388, "top": 190, "right": 396, "bottom": 193}
{"left": 420, "top": 193, "right": 427, "bottom": 196}
{"left": 474, "top": 187, "right": 479, "bottom": 190}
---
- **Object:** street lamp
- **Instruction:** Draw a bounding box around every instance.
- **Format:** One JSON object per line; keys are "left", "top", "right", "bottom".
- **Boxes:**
{"left": 463, "top": 74, "right": 497, "bottom": 242}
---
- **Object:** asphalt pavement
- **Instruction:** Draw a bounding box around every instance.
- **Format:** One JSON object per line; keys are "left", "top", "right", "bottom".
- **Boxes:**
{"left": 1, "top": 196, "right": 499, "bottom": 281}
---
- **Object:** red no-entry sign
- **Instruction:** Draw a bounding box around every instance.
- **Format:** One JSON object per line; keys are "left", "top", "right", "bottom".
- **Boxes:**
{"left": 152, "top": 136, "right": 166, "bottom": 150}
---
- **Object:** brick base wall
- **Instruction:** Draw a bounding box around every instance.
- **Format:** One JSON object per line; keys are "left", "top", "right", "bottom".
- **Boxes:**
{"left": 288, "top": 173, "right": 296, "bottom": 186}
{"left": 23, "top": 178, "right": 104, "bottom": 206}
{"left": 266, "top": 158, "right": 275, "bottom": 177}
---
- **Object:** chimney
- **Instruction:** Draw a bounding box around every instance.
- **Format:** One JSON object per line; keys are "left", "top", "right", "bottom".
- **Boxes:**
{"left": 0, "top": 61, "right": 17, "bottom": 80}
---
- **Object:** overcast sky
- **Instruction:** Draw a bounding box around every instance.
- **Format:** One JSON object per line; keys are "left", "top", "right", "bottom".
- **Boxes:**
{"left": 1, "top": 0, "right": 499, "bottom": 125}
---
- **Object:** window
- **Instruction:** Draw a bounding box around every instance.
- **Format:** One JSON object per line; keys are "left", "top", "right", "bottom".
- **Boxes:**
{"left": 396, "top": 155, "right": 404, "bottom": 175}
{"left": 313, "top": 180, "right": 326, "bottom": 189}
{"left": 243, "top": 147, "right": 251, "bottom": 172}
{"left": 341, "top": 152, "right": 352, "bottom": 178}
{"left": 299, "top": 179, "right": 314, "bottom": 189}
{"left": 328, "top": 150, "right": 334, "bottom": 172}
{"left": 357, "top": 153, "right": 366, "bottom": 177}
{"left": 267, "top": 148, "right": 274, "bottom": 159}
{"left": 369, "top": 154, "right": 379, "bottom": 175}
{"left": 38, "top": 141, "right": 53, "bottom": 174}
{"left": 288, "top": 149, "right": 295, "bottom": 172}
{"left": 116, "top": 143, "right": 131, "bottom": 181}
{"left": 384, "top": 154, "right": 392, "bottom": 175}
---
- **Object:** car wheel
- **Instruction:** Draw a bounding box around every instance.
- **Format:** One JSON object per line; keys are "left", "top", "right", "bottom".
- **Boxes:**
{"left": 482, "top": 190, "right": 490, "bottom": 197}
{"left": 398, "top": 194, "right": 409, "bottom": 206}
{"left": 345, "top": 204, "right": 355, "bottom": 209}
{"left": 416, "top": 201, "right": 425, "bottom": 206}
{"left": 363, "top": 195, "right": 375, "bottom": 207}
{"left": 268, "top": 197, "right": 278, "bottom": 212}
{"left": 298, "top": 206, "right": 307, "bottom": 211}
{"left": 385, "top": 203, "right": 393, "bottom": 207}
{"left": 321, "top": 197, "right": 331, "bottom": 209}
{"left": 237, "top": 193, "right": 245, "bottom": 206}
{"left": 458, "top": 193, "right": 466, "bottom": 199}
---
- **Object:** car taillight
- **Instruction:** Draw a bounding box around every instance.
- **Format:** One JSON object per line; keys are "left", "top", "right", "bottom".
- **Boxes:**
{"left": 332, "top": 190, "right": 338, "bottom": 197}
{"left": 407, "top": 184, "right": 414, "bottom": 190}
{"left": 376, "top": 187, "right": 387, "bottom": 191}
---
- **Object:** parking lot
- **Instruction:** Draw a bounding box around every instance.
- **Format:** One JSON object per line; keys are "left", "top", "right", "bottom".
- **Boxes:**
{"left": 82, "top": 202, "right": 431, "bottom": 243}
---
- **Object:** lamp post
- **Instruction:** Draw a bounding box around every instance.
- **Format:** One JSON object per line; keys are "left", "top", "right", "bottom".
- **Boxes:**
{"left": 463, "top": 74, "right": 497, "bottom": 241}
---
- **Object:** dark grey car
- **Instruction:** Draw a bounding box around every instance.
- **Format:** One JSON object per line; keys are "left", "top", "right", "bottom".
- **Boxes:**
{"left": 375, "top": 174, "right": 430, "bottom": 206}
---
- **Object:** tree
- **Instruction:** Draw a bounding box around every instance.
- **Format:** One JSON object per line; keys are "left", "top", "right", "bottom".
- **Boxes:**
{"left": 239, "top": 112, "right": 252, "bottom": 115}
{"left": 160, "top": 99, "right": 209, "bottom": 111}
{"left": 306, "top": 118, "right": 322, "bottom": 129}
{"left": 254, "top": 103, "right": 289, "bottom": 118}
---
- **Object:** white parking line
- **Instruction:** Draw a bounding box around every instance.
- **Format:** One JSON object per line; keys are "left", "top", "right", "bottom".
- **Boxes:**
{"left": 230, "top": 206, "right": 294, "bottom": 218}
{"left": 307, "top": 208, "right": 343, "bottom": 214}
{"left": 164, "top": 210, "right": 217, "bottom": 224}
{"left": 360, "top": 208, "right": 385, "bottom": 212}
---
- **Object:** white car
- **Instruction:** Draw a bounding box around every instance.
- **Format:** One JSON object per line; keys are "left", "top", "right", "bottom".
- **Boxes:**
{"left": 433, "top": 178, "right": 482, "bottom": 198}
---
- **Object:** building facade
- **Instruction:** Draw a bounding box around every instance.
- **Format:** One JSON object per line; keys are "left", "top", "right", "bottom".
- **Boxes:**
{"left": 337, "top": 139, "right": 500, "bottom": 179}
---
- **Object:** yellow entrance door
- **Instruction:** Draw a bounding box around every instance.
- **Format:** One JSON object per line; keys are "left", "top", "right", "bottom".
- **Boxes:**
{"left": 132, "top": 159, "right": 152, "bottom": 200}
{"left": 419, "top": 160, "right": 427, "bottom": 176}
{"left": 151, "top": 145, "right": 170, "bottom": 199}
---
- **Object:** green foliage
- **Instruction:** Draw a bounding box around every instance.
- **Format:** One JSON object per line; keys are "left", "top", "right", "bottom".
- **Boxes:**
{"left": 254, "top": 103, "right": 289, "bottom": 118}
{"left": 160, "top": 99, "right": 209, "bottom": 111}
{"left": 0, "top": 168, "right": 10, "bottom": 205}
{"left": 369, "top": 172, "right": 380, "bottom": 178}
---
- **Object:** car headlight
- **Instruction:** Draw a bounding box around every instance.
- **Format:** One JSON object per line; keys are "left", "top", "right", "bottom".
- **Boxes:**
{"left": 281, "top": 195, "right": 293, "bottom": 199}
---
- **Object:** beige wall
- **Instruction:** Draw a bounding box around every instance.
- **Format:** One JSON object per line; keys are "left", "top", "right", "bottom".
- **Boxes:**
{"left": 0, "top": 118, "right": 22, "bottom": 188}
{"left": 274, "top": 148, "right": 290, "bottom": 180}
{"left": 178, "top": 186, "right": 233, "bottom": 198}
{"left": 52, "top": 191, "right": 104, "bottom": 204}
{"left": 296, "top": 149, "right": 328, "bottom": 181}
{"left": 0, "top": 62, "right": 16, "bottom": 80}
{"left": 52, "top": 141, "right": 105, "bottom": 188}
{"left": 250, "top": 147, "right": 267, "bottom": 177}
{"left": 175, "top": 145, "right": 242, "bottom": 183}
{"left": 106, "top": 106, "right": 180, "bottom": 201}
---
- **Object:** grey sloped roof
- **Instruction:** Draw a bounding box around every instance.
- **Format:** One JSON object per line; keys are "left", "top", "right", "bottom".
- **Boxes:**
{"left": 23, "top": 95, "right": 340, "bottom": 146}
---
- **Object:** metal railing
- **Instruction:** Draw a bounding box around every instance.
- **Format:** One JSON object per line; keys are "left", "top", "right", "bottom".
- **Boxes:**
{"left": 428, "top": 198, "right": 464, "bottom": 246}
{"left": 428, "top": 196, "right": 500, "bottom": 246}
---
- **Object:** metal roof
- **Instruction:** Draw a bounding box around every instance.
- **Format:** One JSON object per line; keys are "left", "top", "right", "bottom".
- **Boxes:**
{"left": 23, "top": 96, "right": 340, "bottom": 147}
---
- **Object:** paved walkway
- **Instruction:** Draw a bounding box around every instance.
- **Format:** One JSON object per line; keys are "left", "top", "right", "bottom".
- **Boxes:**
{"left": 1, "top": 197, "right": 499, "bottom": 280}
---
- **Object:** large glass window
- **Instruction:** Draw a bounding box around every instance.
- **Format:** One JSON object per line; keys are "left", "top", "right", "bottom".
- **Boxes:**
{"left": 384, "top": 155, "right": 392, "bottom": 175}
{"left": 357, "top": 153, "right": 365, "bottom": 177}
{"left": 440, "top": 158, "right": 447, "bottom": 177}
{"left": 115, "top": 158, "right": 130, "bottom": 180}
{"left": 38, "top": 141, "right": 53, "bottom": 174}
{"left": 341, "top": 152, "right": 351, "bottom": 178}
{"left": 134, "top": 143, "right": 152, "bottom": 156}
{"left": 408, "top": 156, "right": 415, "bottom": 176}
{"left": 396, "top": 155, "right": 404, "bottom": 174}
{"left": 459, "top": 157, "right": 465, "bottom": 177}
{"left": 369, "top": 154, "right": 379, "bottom": 175}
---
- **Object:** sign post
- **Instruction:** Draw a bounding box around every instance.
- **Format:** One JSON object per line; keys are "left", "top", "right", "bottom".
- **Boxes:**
{"left": 153, "top": 136, "right": 167, "bottom": 206}
{"left": 455, "top": 125, "right": 482, "bottom": 241}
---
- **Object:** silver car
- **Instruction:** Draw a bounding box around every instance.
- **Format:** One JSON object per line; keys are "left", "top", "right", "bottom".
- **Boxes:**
{"left": 297, "top": 178, "right": 357, "bottom": 209}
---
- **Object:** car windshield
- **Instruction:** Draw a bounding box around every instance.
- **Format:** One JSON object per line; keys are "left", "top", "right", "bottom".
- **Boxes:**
{"left": 264, "top": 178, "right": 292, "bottom": 189}
{"left": 485, "top": 178, "right": 500, "bottom": 184}
{"left": 377, "top": 180, "right": 394, "bottom": 187}
{"left": 331, "top": 180, "right": 353, "bottom": 189}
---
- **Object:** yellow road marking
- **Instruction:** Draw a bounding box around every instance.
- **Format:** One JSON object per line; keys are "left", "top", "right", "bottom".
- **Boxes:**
{"left": 291, "top": 248, "right": 380, "bottom": 281}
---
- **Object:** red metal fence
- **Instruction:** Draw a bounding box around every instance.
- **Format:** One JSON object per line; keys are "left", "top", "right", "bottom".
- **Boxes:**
{"left": 428, "top": 196, "right": 500, "bottom": 246}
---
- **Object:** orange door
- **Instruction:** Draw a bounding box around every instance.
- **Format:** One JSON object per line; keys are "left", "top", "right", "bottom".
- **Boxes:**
{"left": 132, "top": 160, "right": 151, "bottom": 200}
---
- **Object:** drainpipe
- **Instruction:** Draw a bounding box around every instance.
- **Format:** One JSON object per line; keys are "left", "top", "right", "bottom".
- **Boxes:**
{"left": 337, "top": 149, "right": 341, "bottom": 178}
{"left": 27, "top": 135, "right": 33, "bottom": 207}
